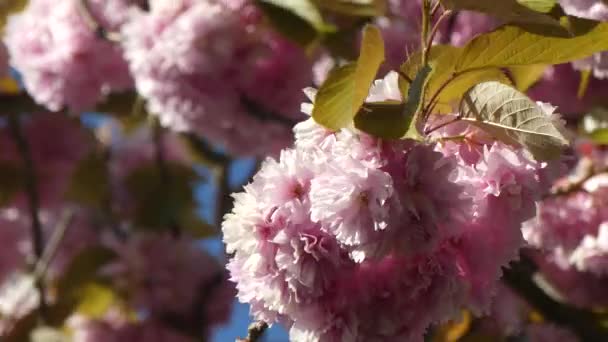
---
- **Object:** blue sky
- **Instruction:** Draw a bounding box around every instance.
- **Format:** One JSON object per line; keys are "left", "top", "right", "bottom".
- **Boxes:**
{"left": 81, "top": 113, "right": 288, "bottom": 341}
{"left": 197, "top": 157, "right": 289, "bottom": 342}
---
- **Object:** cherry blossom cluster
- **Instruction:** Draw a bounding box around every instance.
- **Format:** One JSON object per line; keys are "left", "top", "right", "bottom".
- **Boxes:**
{"left": 223, "top": 72, "right": 556, "bottom": 341}
{"left": 120, "top": 0, "right": 312, "bottom": 155}
{"left": 522, "top": 142, "right": 608, "bottom": 309}
{"left": 4, "top": 0, "right": 136, "bottom": 112}
{"left": 4, "top": 0, "right": 312, "bottom": 156}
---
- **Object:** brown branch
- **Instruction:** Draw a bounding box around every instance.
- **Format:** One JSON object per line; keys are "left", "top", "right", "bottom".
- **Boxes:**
{"left": 503, "top": 254, "right": 608, "bottom": 341}
{"left": 7, "top": 113, "right": 47, "bottom": 322}
{"left": 237, "top": 321, "right": 268, "bottom": 342}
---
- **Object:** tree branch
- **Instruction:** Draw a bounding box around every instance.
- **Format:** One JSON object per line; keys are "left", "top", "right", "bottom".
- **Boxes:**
{"left": 7, "top": 113, "right": 47, "bottom": 322}
{"left": 503, "top": 254, "right": 608, "bottom": 341}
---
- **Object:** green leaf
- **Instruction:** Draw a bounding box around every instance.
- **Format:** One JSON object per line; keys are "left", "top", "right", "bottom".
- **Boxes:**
{"left": 65, "top": 152, "right": 109, "bottom": 209}
{"left": 590, "top": 129, "right": 608, "bottom": 145}
{"left": 256, "top": 0, "right": 328, "bottom": 45}
{"left": 517, "top": 0, "right": 557, "bottom": 13}
{"left": 508, "top": 64, "right": 548, "bottom": 91}
{"left": 75, "top": 282, "right": 122, "bottom": 318}
{"left": 125, "top": 162, "right": 213, "bottom": 237}
{"left": 179, "top": 211, "right": 217, "bottom": 239}
{"left": 459, "top": 81, "right": 569, "bottom": 160}
{"left": 312, "top": 24, "right": 384, "bottom": 130}
{"left": 440, "top": 0, "right": 561, "bottom": 27}
{"left": 404, "top": 64, "right": 433, "bottom": 139}
{"left": 0, "top": 161, "right": 22, "bottom": 205}
{"left": 578, "top": 69, "right": 592, "bottom": 99}
{"left": 355, "top": 101, "right": 412, "bottom": 139}
{"left": 258, "top": 0, "right": 329, "bottom": 32}
{"left": 400, "top": 45, "right": 512, "bottom": 113}
{"left": 314, "top": 0, "right": 387, "bottom": 17}
{"left": 355, "top": 65, "right": 432, "bottom": 140}
{"left": 57, "top": 246, "right": 117, "bottom": 296}
{"left": 456, "top": 24, "right": 608, "bottom": 72}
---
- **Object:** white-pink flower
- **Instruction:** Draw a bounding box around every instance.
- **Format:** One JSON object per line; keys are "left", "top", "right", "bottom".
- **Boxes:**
{"left": 5, "top": 0, "right": 136, "bottom": 112}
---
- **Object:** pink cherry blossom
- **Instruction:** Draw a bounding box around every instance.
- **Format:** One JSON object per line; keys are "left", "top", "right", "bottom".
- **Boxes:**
{"left": 224, "top": 72, "right": 555, "bottom": 341}
{"left": 4, "top": 0, "right": 136, "bottom": 112}
{"left": 102, "top": 234, "right": 234, "bottom": 323}
{"left": 121, "top": 0, "right": 312, "bottom": 156}
{"left": 0, "top": 113, "right": 92, "bottom": 209}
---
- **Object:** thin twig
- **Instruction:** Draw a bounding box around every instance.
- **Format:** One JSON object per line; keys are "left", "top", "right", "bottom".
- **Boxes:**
{"left": 214, "top": 161, "right": 232, "bottom": 228}
{"left": 421, "top": 71, "right": 462, "bottom": 123}
{"left": 153, "top": 119, "right": 181, "bottom": 238}
{"left": 77, "top": 0, "right": 121, "bottom": 42}
{"left": 424, "top": 114, "right": 461, "bottom": 135}
{"left": 440, "top": 11, "right": 459, "bottom": 44}
{"left": 423, "top": 9, "right": 453, "bottom": 63}
{"left": 420, "top": 0, "right": 431, "bottom": 65}
{"left": 429, "top": 0, "right": 442, "bottom": 19}
{"left": 33, "top": 208, "right": 75, "bottom": 279}
{"left": 7, "top": 113, "right": 47, "bottom": 322}
{"left": 237, "top": 321, "right": 269, "bottom": 342}
{"left": 545, "top": 157, "right": 608, "bottom": 198}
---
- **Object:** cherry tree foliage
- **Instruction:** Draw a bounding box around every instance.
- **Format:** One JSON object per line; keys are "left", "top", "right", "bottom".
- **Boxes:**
{"left": 0, "top": 0, "right": 607, "bottom": 342}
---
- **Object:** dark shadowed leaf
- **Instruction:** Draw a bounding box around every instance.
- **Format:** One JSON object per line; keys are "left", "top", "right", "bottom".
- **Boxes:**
{"left": 314, "top": 0, "right": 387, "bottom": 17}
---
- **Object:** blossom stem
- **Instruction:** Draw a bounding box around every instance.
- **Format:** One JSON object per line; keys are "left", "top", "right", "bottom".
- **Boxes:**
{"left": 423, "top": 114, "right": 461, "bottom": 135}
{"left": 425, "top": 10, "right": 453, "bottom": 56}
{"left": 7, "top": 113, "right": 48, "bottom": 322}
{"left": 420, "top": 0, "right": 432, "bottom": 65}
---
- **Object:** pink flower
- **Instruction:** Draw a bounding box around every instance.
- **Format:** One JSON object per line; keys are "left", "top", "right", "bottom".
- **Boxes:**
{"left": 450, "top": 11, "right": 499, "bottom": 47}
{"left": 121, "top": 0, "right": 312, "bottom": 156}
{"left": 523, "top": 150, "right": 608, "bottom": 276}
{"left": 0, "top": 113, "right": 91, "bottom": 208}
{"left": 4, "top": 0, "right": 136, "bottom": 112}
{"left": 102, "top": 234, "right": 234, "bottom": 324}
{"left": 224, "top": 72, "right": 553, "bottom": 341}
